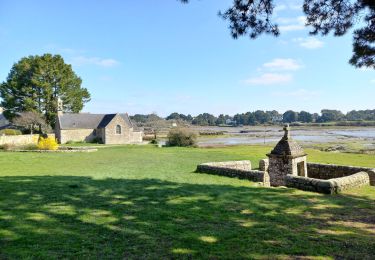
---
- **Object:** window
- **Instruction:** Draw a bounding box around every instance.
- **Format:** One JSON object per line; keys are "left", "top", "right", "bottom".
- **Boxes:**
{"left": 116, "top": 125, "right": 121, "bottom": 135}
{"left": 93, "top": 129, "right": 97, "bottom": 136}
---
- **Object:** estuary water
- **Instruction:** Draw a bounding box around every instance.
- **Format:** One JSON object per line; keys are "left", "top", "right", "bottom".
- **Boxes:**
{"left": 195, "top": 126, "right": 375, "bottom": 147}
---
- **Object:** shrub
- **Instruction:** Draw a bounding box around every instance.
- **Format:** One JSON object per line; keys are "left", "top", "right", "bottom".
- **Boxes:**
{"left": 150, "top": 139, "right": 159, "bottom": 145}
{"left": 166, "top": 128, "right": 197, "bottom": 147}
{"left": 0, "top": 129, "right": 22, "bottom": 136}
{"left": 37, "top": 137, "right": 58, "bottom": 150}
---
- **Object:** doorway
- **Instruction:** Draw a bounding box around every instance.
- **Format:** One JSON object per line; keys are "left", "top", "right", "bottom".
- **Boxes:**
{"left": 297, "top": 162, "right": 305, "bottom": 177}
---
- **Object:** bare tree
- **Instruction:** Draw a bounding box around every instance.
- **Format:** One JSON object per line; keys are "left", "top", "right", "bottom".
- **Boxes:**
{"left": 12, "top": 111, "right": 51, "bottom": 134}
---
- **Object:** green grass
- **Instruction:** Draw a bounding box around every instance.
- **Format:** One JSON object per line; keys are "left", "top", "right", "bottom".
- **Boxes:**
{"left": 0, "top": 145, "right": 374, "bottom": 259}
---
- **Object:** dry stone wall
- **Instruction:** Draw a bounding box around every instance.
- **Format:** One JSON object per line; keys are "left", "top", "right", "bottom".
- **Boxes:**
{"left": 198, "top": 160, "right": 252, "bottom": 171}
{"left": 285, "top": 172, "right": 370, "bottom": 194}
{"left": 307, "top": 163, "right": 375, "bottom": 186}
{"left": 196, "top": 161, "right": 270, "bottom": 187}
{"left": 0, "top": 134, "right": 39, "bottom": 146}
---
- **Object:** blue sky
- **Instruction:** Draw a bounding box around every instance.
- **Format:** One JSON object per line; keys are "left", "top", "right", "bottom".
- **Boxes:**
{"left": 0, "top": 0, "right": 374, "bottom": 116}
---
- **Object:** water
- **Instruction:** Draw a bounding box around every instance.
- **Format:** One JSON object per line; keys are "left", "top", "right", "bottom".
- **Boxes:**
{"left": 196, "top": 127, "right": 375, "bottom": 147}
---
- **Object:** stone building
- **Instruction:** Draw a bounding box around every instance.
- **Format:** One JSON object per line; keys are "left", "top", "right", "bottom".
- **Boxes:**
{"left": 55, "top": 112, "right": 143, "bottom": 144}
{"left": 267, "top": 124, "right": 307, "bottom": 186}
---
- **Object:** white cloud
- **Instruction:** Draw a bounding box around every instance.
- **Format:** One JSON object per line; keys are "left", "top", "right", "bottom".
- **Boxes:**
{"left": 294, "top": 37, "right": 324, "bottom": 49}
{"left": 278, "top": 16, "right": 306, "bottom": 32}
{"left": 69, "top": 56, "right": 119, "bottom": 67}
{"left": 271, "top": 88, "right": 319, "bottom": 100}
{"left": 289, "top": 4, "right": 301, "bottom": 10}
{"left": 370, "top": 79, "right": 375, "bottom": 84}
{"left": 44, "top": 44, "right": 86, "bottom": 55}
{"left": 263, "top": 58, "right": 302, "bottom": 71}
{"left": 274, "top": 4, "right": 287, "bottom": 14}
{"left": 244, "top": 73, "right": 293, "bottom": 85}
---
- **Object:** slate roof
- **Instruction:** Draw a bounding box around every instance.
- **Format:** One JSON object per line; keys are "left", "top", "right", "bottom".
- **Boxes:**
{"left": 58, "top": 113, "right": 134, "bottom": 130}
{"left": 270, "top": 125, "right": 305, "bottom": 157}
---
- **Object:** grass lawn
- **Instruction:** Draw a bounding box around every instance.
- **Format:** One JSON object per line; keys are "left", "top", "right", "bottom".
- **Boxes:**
{"left": 0, "top": 145, "right": 374, "bottom": 259}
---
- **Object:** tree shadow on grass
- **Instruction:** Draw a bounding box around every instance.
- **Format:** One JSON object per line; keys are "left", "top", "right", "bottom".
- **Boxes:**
{"left": 0, "top": 176, "right": 374, "bottom": 259}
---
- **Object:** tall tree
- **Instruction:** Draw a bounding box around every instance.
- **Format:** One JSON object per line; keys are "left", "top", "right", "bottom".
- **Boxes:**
{"left": 298, "top": 111, "right": 313, "bottom": 123}
{"left": 319, "top": 109, "right": 345, "bottom": 122}
{"left": 283, "top": 110, "right": 299, "bottom": 123}
{"left": 180, "top": 0, "right": 374, "bottom": 69}
{"left": 0, "top": 54, "right": 90, "bottom": 126}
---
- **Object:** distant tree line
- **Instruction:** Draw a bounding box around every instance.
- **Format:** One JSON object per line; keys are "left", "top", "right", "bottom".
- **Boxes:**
{"left": 131, "top": 109, "right": 375, "bottom": 126}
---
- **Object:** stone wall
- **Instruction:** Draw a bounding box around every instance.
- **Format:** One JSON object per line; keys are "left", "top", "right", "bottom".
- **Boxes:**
{"left": 285, "top": 172, "right": 370, "bottom": 194}
{"left": 104, "top": 114, "right": 143, "bottom": 144}
{"left": 307, "top": 163, "right": 375, "bottom": 186}
{"left": 196, "top": 161, "right": 270, "bottom": 187}
{"left": 0, "top": 134, "right": 39, "bottom": 146}
{"left": 258, "top": 159, "right": 375, "bottom": 187}
{"left": 59, "top": 129, "right": 96, "bottom": 144}
{"left": 267, "top": 155, "right": 307, "bottom": 186}
{"left": 198, "top": 160, "right": 252, "bottom": 171}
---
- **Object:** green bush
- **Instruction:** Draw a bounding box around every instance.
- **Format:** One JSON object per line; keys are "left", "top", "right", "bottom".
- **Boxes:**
{"left": 166, "top": 128, "right": 197, "bottom": 147}
{"left": 0, "top": 129, "right": 22, "bottom": 136}
{"left": 150, "top": 139, "right": 159, "bottom": 145}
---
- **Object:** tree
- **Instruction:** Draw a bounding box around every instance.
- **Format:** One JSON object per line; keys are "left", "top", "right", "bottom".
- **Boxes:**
{"left": 254, "top": 110, "right": 271, "bottom": 124}
{"left": 166, "top": 112, "right": 181, "bottom": 120}
{"left": 283, "top": 110, "right": 298, "bottom": 123}
{"left": 0, "top": 54, "right": 90, "bottom": 127}
{"left": 192, "top": 113, "right": 217, "bottom": 126}
{"left": 12, "top": 111, "right": 50, "bottom": 134}
{"left": 216, "top": 114, "right": 227, "bottom": 125}
{"left": 166, "top": 112, "right": 193, "bottom": 122}
{"left": 298, "top": 111, "right": 313, "bottom": 123}
{"left": 180, "top": 0, "right": 374, "bottom": 69}
{"left": 319, "top": 109, "right": 345, "bottom": 122}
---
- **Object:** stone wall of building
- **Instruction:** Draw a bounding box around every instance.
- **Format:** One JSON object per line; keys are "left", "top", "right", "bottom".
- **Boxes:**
{"left": 196, "top": 161, "right": 270, "bottom": 187}
{"left": 285, "top": 172, "right": 370, "bottom": 194}
{"left": 307, "top": 163, "right": 375, "bottom": 186}
{"left": 59, "top": 129, "right": 96, "bottom": 144}
{"left": 267, "top": 155, "right": 307, "bottom": 186}
{"left": 104, "top": 115, "right": 142, "bottom": 144}
{"left": 0, "top": 134, "right": 39, "bottom": 146}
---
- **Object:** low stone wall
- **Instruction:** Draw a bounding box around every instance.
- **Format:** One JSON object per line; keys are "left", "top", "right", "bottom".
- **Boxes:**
{"left": 307, "top": 163, "right": 375, "bottom": 186}
{"left": 196, "top": 161, "right": 270, "bottom": 186}
{"left": 285, "top": 172, "right": 370, "bottom": 194}
{"left": 0, "top": 134, "right": 39, "bottom": 146}
{"left": 197, "top": 160, "right": 252, "bottom": 171}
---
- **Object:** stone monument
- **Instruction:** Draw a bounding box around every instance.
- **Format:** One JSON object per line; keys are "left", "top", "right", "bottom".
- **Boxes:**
{"left": 267, "top": 124, "right": 307, "bottom": 186}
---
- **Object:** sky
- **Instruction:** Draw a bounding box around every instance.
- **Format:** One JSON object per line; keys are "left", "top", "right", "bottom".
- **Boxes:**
{"left": 0, "top": 0, "right": 374, "bottom": 117}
